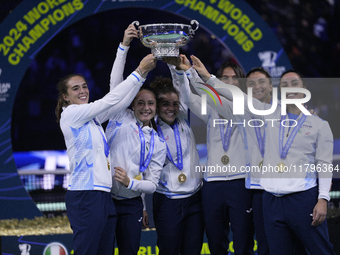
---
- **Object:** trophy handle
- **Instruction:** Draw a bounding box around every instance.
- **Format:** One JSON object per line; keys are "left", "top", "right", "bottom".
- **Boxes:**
{"left": 131, "top": 21, "right": 140, "bottom": 27}
{"left": 132, "top": 21, "right": 141, "bottom": 38}
{"left": 190, "top": 20, "right": 199, "bottom": 32}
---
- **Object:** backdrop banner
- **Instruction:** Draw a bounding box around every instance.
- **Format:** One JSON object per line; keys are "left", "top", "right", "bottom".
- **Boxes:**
{"left": 0, "top": 0, "right": 291, "bottom": 220}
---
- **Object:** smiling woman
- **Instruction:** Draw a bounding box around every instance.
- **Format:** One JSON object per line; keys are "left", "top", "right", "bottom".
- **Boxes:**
{"left": 148, "top": 57, "right": 204, "bottom": 254}
{"left": 55, "top": 74, "right": 89, "bottom": 121}
{"left": 56, "top": 50, "right": 158, "bottom": 254}
{"left": 62, "top": 76, "right": 89, "bottom": 104}
{"left": 132, "top": 88, "right": 157, "bottom": 127}
{"left": 150, "top": 76, "right": 180, "bottom": 126}
{"left": 158, "top": 92, "right": 180, "bottom": 125}
{"left": 103, "top": 24, "right": 167, "bottom": 254}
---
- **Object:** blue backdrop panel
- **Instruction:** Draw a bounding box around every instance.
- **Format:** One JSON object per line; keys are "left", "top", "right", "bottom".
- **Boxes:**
{"left": 0, "top": 0, "right": 292, "bottom": 220}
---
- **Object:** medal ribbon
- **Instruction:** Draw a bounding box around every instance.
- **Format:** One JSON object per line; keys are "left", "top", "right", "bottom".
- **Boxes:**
{"left": 279, "top": 114, "right": 307, "bottom": 160}
{"left": 219, "top": 117, "right": 232, "bottom": 153}
{"left": 252, "top": 118, "right": 265, "bottom": 158}
{"left": 136, "top": 122, "right": 155, "bottom": 173}
{"left": 157, "top": 119, "right": 183, "bottom": 170}
{"left": 93, "top": 118, "right": 109, "bottom": 157}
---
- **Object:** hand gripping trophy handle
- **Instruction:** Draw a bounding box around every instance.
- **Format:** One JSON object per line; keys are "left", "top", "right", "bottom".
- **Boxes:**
{"left": 132, "top": 20, "right": 141, "bottom": 39}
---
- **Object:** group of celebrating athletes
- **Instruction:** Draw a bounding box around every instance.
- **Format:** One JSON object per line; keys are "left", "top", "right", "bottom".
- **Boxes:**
{"left": 56, "top": 23, "right": 336, "bottom": 255}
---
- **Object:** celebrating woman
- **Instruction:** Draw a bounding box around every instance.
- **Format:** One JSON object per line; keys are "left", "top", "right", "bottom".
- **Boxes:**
{"left": 150, "top": 58, "right": 204, "bottom": 255}
{"left": 56, "top": 52, "right": 156, "bottom": 254}
{"left": 170, "top": 55, "right": 254, "bottom": 255}
{"left": 105, "top": 24, "right": 167, "bottom": 254}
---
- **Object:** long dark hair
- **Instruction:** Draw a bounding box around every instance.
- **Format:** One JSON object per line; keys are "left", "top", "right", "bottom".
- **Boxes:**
{"left": 216, "top": 62, "right": 246, "bottom": 93}
{"left": 55, "top": 74, "right": 86, "bottom": 123}
{"left": 149, "top": 76, "right": 180, "bottom": 100}
{"left": 149, "top": 76, "right": 181, "bottom": 127}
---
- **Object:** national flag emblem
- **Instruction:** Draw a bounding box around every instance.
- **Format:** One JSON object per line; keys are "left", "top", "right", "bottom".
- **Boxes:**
{"left": 43, "top": 242, "right": 68, "bottom": 255}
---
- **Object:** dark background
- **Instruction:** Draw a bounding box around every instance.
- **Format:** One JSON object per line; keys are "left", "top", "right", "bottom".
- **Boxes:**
{"left": 1, "top": 0, "right": 340, "bottom": 244}
{"left": 1, "top": 0, "right": 340, "bottom": 151}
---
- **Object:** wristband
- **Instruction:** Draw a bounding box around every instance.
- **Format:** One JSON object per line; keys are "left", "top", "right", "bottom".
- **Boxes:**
{"left": 136, "top": 66, "right": 147, "bottom": 78}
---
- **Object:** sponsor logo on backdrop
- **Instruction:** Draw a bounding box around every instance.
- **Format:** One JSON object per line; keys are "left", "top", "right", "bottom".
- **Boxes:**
{"left": 258, "top": 50, "right": 286, "bottom": 77}
{"left": 0, "top": 68, "right": 11, "bottom": 102}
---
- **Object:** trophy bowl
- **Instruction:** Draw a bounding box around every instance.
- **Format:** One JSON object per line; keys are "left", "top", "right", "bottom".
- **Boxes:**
{"left": 132, "top": 20, "right": 199, "bottom": 58}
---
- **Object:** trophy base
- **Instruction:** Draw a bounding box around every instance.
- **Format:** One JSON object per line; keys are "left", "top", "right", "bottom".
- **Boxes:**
{"left": 151, "top": 45, "right": 180, "bottom": 58}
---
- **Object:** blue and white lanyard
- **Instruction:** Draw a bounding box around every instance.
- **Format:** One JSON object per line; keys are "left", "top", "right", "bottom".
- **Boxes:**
{"left": 136, "top": 122, "right": 155, "bottom": 173}
{"left": 93, "top": 118, "right": 109, "bottom": 157}
{"left": 252, "top": 119, "right": 265, "bottom": 158}
{"left": 157, "top": 120, "right": 183, "bottom": 170}
{"left": 279, "top": 114, "right": 306, "bottom": 160}
{"left": 219, "top": 117, "right": 233, "bottom": 153}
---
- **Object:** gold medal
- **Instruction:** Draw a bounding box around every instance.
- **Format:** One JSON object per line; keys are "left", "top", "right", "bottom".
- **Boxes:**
{"left": 107, "top": 159, "right": 110, "bottom": 171}
{"left": 221, "top": 155, "right": 229, "bottom": 165}
{"left": 278, "top": 162, "right": 285, "bottom": 173}
{"left": 135, "top": 174, "right": 142, "bottom": 180}
{"left": 178, "top": 173, "right": 187, "bottom": 184}
{"left": 259, "top": 160, "right": 263, "bottom": 170}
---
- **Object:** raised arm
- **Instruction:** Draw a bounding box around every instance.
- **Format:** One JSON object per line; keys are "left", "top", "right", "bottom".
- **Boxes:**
{"left": 162, "top": 56, "right": 190, "bottom": 119}
{"left": 98, "top": 54, "right": 157, "bottom": 123}
{"left": 184, "top": 64, "right": 235, "bottom": 121}
{"left": 190, "top": 55, "right": 272, "bottom": 120}
{"left": 109, "top": 24, "right": 138, "bottom": 89}
{"left": 162, "top": 55, "right": 210, "bottom": 123}
{"left": 63, "top": 71, "right": 144, "bottom": 129}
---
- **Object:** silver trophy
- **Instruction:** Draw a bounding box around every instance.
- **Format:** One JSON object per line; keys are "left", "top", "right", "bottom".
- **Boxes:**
{"left": 132, "top": 20, "right": 199, "bottom": 58}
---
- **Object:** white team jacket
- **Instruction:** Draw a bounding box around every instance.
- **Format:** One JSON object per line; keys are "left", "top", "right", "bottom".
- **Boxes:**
{"left": 152, "top": 64, "right": 202, "bottom": 199}
{"left": 156, "top": 116, "right": 202, "bottom": 199}
{"left": 243, "top": 117, "right": 266, "bottom": 189}
{"left": 192, "top": 74, "right": 333, "bottom": 201}
{"left": 107, "top": 110, "right": 166, "bottom": 200}
{"left": 184, "top": 68, "right": 249, "bottom": 182}
{"left": 61, "top": 71, "right": 145, "bottom": 192}
{"left": 106, "top": 44, "right": 167, "bottom": 200}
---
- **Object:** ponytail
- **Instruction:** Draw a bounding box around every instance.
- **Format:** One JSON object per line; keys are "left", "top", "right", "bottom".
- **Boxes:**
{"left": 55, "top": 73, "right": 86, "bottom": 123}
